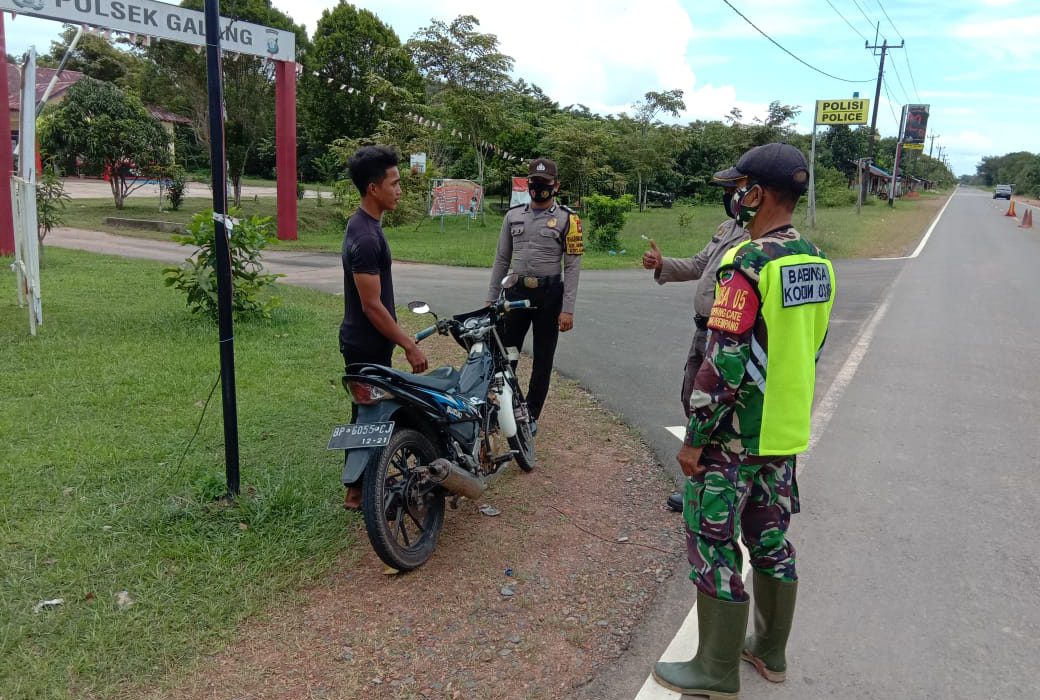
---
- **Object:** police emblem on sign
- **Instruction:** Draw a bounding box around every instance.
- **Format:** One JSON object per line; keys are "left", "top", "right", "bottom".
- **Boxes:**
{"left": 779, "top": 263, "right": 831, "bottom": 308}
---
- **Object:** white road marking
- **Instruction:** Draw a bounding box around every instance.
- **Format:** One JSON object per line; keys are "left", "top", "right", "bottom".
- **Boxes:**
{"left": 872, "top": 187, "right": 957, "bottom": 261}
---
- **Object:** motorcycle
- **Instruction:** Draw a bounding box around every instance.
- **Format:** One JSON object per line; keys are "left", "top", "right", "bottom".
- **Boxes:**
{"left": 328, "top": 275, "right": 536, "bottom": 571}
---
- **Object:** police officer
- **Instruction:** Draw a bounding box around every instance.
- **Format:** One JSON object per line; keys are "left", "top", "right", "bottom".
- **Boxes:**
{"left": 487, "top": 158, "right": 583, "bottom": 434}
{"left": 651, "top": 143, "right": 835, "bottom": 697}
{"left": 643, "top": 172, "right": 749, "bottom": 513}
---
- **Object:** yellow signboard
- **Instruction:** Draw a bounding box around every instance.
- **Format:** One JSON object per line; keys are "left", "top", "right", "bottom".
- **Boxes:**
{"left": 902, "top": 143, "right": 924, "bottom": 151}
{"left": 815, "top": 99, "right": 870, "bottom": 125}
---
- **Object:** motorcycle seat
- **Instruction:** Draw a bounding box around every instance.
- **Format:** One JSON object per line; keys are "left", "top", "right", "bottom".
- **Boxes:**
{"left": 383, "top": 365, "right": 460, "bottom": 392}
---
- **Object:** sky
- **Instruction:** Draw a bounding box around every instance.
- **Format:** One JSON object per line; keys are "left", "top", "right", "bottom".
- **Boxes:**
{"left": 4, "top": 0, "right": 1038, "bottom": 176}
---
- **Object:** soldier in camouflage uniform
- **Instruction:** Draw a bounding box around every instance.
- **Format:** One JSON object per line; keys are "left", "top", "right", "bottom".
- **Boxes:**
{"left": 652, "top": 144, "right": 835, "bottom": 698}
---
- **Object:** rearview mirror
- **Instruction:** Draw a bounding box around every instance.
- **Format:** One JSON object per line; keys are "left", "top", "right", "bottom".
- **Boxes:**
{"left": 501, "top": 273, "right": 518, "bottom": 289}
{"left": 408, "top": 301, "right": 430, "bottom": 315}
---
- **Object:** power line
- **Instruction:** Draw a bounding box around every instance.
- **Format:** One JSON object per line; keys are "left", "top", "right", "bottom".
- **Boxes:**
{"left": 887, "top": 53, "right": 912, "bottom": 104}
{"left": 881, "top": 75, "right": 901, "bottom": 125}
{"left": 824, "top": 0, "right": 868, "bottom": 41}
{"left": 872, "top": 0, "right": 921, "bottom": 102}
{"left": 873, "top": 0, "right": 904, "bottom": 41}
{"left": 850, "top": 0, "right": 877, "bottom": 32}
{"left": 903, "top": 49, "right": 922, "bottom": 102}
{"left": 719, "top": 0, "right": 875, "bottom": 83}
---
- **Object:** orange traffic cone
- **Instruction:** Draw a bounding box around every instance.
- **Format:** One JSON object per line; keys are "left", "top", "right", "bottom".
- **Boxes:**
{"left": 1005, "top": 199, "right": 1017, "bottom": 217}
{"left": 1019, "top": 208, "right": 1033, "bottom": 229}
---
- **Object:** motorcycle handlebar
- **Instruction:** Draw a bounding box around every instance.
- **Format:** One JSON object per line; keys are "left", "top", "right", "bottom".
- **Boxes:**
{"left": 502, "top": 299, "right": 532, "bottom": 311}
{"left": 415, "top": 324, "right": 438, "bottom": 342}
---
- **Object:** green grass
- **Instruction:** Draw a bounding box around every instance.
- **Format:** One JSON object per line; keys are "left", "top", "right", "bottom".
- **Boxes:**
{"left": 0, "top": 248, "right": 373, "bottom": 699}
{"left": 61, "top": 189, "right": 952, "bottom": 267}
{"left": 60, "top": 196, "right": 344, "bottom": 240}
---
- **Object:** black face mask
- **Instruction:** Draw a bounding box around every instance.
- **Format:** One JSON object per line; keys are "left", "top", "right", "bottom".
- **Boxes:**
{"left": 722, "top": 191, "right": 735, "bottom": 219}
{"left": 529, "top": 181, "right": 555, "bottom": 203}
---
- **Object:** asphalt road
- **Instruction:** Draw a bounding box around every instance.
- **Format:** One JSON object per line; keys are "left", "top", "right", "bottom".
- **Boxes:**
{"left": 47, "top": 188, "right": 1040, "bottom": 698}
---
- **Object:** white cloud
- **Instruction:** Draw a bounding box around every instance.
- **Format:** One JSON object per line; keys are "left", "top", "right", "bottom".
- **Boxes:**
{"left": 951, "top": 15, "right": 1040, "bottom": 60}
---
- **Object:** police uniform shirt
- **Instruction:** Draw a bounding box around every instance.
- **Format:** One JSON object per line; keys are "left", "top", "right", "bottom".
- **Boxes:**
{"left": 487, "top": 203, "right": 582, "bottom": 314}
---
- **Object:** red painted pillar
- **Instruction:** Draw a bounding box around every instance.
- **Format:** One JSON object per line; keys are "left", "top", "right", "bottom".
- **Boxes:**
{"left": 274, "top": 60, "right": 297, "bottom": 241}
{"left": 0, "top": 15, "right": 16, "bottom": 256}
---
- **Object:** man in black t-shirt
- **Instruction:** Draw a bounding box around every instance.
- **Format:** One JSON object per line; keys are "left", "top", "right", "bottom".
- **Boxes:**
{"left": 340, "top": 146, "right": 428, "bottom": 510}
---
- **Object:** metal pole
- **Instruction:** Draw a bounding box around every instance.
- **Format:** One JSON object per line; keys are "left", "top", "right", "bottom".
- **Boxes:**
{"left": 204, "top": 0, "right": 241, "bottom": 498}
{"left": 807, "top": 121, "right": 817, "bottom": 228}
{"left": 861, "top": 39, "right": 887, "bottom": 208}
{"left": 0, "top": 14, "right": 17, "bottom": 256}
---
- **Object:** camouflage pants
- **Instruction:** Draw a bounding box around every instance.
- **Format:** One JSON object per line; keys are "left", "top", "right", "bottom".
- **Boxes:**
{"left": 684, "top": 447, "right": 800, "bottom": 601}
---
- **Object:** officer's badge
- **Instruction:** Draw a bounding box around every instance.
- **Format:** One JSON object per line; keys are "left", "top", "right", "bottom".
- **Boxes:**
{"left": 547, "top": 217, "right": 557, "bottom": 228}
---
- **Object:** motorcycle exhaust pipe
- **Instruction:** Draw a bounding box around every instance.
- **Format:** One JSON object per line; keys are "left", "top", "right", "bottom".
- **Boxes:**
{"left": 427, "top": 458, "right": 486, "bottom": 500}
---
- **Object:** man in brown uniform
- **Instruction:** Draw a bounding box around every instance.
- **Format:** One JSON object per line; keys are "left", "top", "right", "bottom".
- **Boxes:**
{"left": 487, "top": 158, "right": 583, "bottom": 434}
{"left": 643, "top": 172, "right": 749, "bottom": 512}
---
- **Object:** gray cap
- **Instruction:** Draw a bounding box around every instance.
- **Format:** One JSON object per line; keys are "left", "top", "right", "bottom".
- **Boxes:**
{"left": 713, "top": 143, "right": 810, "bottom": 194}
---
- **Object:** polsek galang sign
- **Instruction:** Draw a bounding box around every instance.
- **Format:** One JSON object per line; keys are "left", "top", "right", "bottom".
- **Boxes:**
{"left": 814, "top": 99, "right": 870, "bottom": 125}
{"left": 0, "top": 0, "right": 295, "bottom": 61}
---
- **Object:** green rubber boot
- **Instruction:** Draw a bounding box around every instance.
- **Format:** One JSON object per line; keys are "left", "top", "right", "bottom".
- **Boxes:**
{"left": 741, "top": 570, "right": 797, "bottom": 683}
{"left": 652, "top": 592, "right": 749, "bottom": 699}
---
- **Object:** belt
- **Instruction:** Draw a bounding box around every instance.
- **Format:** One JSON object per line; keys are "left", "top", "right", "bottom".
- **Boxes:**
{"left": 520, "top": 274, "right": 562, "bottom": 289}
{"left": 694, "top": 315, "right": 709, "bottom": 331}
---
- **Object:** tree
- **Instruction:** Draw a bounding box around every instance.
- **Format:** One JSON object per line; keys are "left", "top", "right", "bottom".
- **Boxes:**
{"left": 628, "top": 89, "right": 686, "bottom": 211}
{"left": 300, "top": 3, "right": 423, "bottom": 151}
{"left": 539, "top": 112, "right": 615, "bottom": 205}
{"left": 147, "top": 0, "right": 307, "bottom": 206}
{"left": 39, "top": 78, "right": 170, "bottom": 209}
{"left": 407, "top": 15, "right": 514, "bottom": 184}
{"left": 40, "top": 27, "right": 147, "bottom": 90}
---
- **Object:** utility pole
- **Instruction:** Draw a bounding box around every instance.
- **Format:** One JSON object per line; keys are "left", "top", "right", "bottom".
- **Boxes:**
{"left": 928, "top": 133, "right": 941, "bottom": 159}
{"left": 861, "top": 26, "right": 904, "bottom": 208}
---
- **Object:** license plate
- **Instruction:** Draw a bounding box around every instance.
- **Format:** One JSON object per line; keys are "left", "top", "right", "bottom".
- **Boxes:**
{"left": 327, "top": 422, "right": 395, "bottom": 450}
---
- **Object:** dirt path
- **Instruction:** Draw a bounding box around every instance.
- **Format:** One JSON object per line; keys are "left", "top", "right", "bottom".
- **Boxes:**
{"left": 145, "top": 330, "right": 684, "bottom": 700}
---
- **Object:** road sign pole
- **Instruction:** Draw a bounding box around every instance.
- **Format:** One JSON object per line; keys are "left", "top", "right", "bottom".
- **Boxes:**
{"left": 808, "top": 121, "right": 817, "bottom": 229}
{"left": 204, "top": 0, "right": 241, "bottom": 498}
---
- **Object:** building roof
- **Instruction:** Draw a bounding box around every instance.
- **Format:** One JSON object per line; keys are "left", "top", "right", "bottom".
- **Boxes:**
{"left": 6, "top": 63, "right": 87, "bottom": 111}
{"left": 148, "top": 107, "right": 192, "bottom": 125}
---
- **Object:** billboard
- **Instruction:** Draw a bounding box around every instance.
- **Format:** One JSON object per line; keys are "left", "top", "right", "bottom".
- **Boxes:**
{"left": 814, "top": 99, "right": 870, "bottom": 125}
{"left": 901, "top": 104, "right": 930, "bottom": 145}
{"left": 430, "top": 179, "right": 483, "bottom": 217}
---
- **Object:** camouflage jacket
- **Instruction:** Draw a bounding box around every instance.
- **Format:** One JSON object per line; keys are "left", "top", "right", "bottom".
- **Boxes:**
{"left": 684, "top": 226, "right": 829, "bottom": 456}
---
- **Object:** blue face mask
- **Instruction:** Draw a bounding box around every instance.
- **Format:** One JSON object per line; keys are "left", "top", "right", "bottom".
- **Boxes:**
{"left": 732, "top": 184, "right": 760, "bottom": 226}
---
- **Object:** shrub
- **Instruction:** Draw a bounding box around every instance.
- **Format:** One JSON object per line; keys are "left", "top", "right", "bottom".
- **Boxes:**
{"left": 163, "top": 209, "right": 284, "bottom": 321}
{"left": 165, "top": 165, "right": 188, "bottom": 211}
{"left": 36, "top": 162, "right": 70, "bottom": 248}
{"left": 814, "top": 165, "right": 858, "bottom": 207}
{"left": 584, "top": 193, "right": 635, "bottom": 251}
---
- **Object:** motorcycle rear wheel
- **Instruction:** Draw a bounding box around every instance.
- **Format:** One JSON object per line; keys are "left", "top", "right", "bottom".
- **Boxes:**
{"left": 361, "top": 428, "right": 445, "bottom": 571}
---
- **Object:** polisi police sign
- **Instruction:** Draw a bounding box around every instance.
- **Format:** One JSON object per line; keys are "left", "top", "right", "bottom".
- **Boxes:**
{"left": 0, "top": 0, "right": 295, "bottom": 61}
{"left": 814, "top": 99, "right": 870, "bottom": 126}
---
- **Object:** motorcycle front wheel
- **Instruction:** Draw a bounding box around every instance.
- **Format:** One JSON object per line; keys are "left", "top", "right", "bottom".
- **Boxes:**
{"left": 361, "top": 428, "right": 445, "bottom": 571}
{"left": 506, "top": 377, "right": 536, "bottom": 472}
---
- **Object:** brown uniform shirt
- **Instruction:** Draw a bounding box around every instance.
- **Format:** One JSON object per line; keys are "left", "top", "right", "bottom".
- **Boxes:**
{"left": 487, "top": 202, "right": 583, "bottom": 314}
{"left": 655, "top": 219, "right": 748, "bottom": 317}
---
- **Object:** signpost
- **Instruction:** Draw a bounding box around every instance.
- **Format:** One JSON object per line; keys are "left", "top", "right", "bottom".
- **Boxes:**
{"left": 808, "top": 98, "right": 870, "bottom": 228}
{"left": 888, "top": 104, "right": 929, "bottom": 207}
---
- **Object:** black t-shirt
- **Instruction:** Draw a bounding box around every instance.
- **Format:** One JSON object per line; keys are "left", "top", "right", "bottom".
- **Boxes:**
{"left": 339, "top": 209, "right": 396, "bottom": 358}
